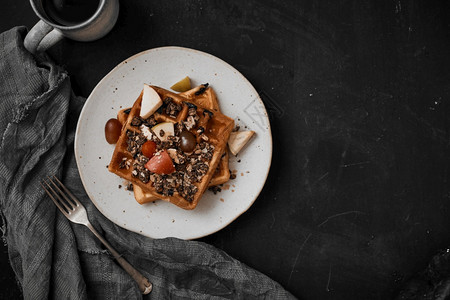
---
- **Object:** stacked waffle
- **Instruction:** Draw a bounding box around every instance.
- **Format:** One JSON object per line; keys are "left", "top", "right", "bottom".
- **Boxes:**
{"left": 108, "top": 84, "right": 234, "bottom": 210}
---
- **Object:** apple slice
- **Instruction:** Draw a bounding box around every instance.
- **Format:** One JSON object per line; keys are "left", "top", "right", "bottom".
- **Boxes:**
{"left": 145, "top": 151, "right": 175, "bottom": 174}
{"left": 151, "top": 122, "right": 175, "bottom": 142}
{"left": 228, "top": 130, "right": 255, "bottom": 155}
{"left": 140, "top": 84, "right": 163, "bottom": 119}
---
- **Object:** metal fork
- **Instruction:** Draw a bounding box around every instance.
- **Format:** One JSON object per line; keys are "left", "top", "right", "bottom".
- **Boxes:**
{"left": 41, "top": 176, "right": 152, "bottom": 295}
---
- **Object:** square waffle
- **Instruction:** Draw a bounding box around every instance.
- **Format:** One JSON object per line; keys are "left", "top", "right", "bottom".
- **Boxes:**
{"left": 117, "top": 85, "right": 231, "bottom": 204}
{"left": 108, "top": 85, "right": 234, "bottom": 210}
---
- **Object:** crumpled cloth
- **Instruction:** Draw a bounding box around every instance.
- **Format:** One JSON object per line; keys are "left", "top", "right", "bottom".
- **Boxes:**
{"left": 0, "top": 27, "right": 295, "bottom": 300}
{"left": 397, "top": 249, "right": 450, "bottom": 300}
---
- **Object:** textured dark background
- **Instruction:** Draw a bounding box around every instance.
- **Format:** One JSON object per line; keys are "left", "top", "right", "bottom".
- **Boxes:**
{"left": 2, "top": 0, "right": 450, "bottom": 299}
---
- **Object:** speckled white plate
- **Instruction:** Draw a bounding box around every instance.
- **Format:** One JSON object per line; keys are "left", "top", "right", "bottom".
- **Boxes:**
{"left": 75, "top": 47, "right": 272, "bottom": 239}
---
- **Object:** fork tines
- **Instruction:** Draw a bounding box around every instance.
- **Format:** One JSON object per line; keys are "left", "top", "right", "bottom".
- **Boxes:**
{"left": 41, "top": 176, "right": 153, "bottom": 294}
{"left": 41, "top": 176, "right": 79, "bottom": 215}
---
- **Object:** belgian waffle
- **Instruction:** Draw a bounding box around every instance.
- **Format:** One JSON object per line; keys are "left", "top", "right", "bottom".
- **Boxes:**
{"left": 108, "top": 85, "right": 234, "bottom": 210}
{"left": 179, "top": 83, "right": 220, "bottom": 112}
{"left": 117, "top": 107, "right": 131, "bottom": 125}
{"left": 133, "top": 152, "right": 229, "bottom": 204}
{"left": 116, "top": 85, "right": 231, "bottom": 204}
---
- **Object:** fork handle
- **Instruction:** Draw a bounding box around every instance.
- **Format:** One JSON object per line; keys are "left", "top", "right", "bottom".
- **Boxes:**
{"left": 86, "top": 223, "right": 152, "bottom": 294}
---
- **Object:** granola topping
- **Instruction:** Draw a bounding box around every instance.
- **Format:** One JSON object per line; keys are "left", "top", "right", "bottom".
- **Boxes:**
{"left": 125, "top": 108, "right": 215, "bottom": 202}
{"left": 131, "top": 115, "right": 157, "bottom": 128}
{"left": 126, "top": 130, "right": 146, "bottom": 157}
{"left": 185, "top": 116, "right": 196, "bottom": 130}
{"left": 195, "top": 83, "right": 209, "bottom": 95}
{"left": 163, "top": 97, "right": 182, "bottom": 118}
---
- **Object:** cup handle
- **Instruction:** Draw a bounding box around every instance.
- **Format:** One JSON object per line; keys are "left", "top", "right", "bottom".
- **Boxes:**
{"left": 24, "top": 20, "right": 64, "bottom": 54}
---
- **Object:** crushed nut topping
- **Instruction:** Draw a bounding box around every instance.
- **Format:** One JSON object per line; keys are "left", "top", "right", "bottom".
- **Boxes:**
{"left": 131, "top": 117, "right": 142, "bottom": 127}
{"left": 195, "top": 83, "right": 209, "bottom": 95}
{"left": 188, "top": 107, "right": 197, "bottom": 116}
{"left": 208, "top": 185, "right": 222, "bottom": 194}
{"left": 125, "top": 102, "right": 216, "bottom": 202}
{"left": 185, "top": 116, "right": 196, "bottom": 130}
{"left": 126, "top": 130, "right": 146, "bottom": 158}
{"left": 163, "top": 97, "right": 182, "bottom": 118}
{"left": 131, "top": 115, "right": 157, "bottom": 128}
{"left": 196, "top": 126, "right": 205, "bottom": 134}
{"left": 126, "top": 182, "right": 133, "bottom": 191}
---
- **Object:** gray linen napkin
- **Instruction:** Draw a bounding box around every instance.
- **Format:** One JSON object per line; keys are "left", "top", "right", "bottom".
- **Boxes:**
{"left": 0, "top": 27, "right": 295, "bottom": 300}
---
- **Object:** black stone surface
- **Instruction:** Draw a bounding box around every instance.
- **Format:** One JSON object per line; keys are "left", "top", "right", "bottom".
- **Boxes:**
{"left": 2, "top": 1, "right": 450, "bottom": 299}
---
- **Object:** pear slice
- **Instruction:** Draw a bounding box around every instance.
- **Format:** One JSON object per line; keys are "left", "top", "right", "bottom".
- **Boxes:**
{"left": 151, "top": 122, "right": 175, "bottom": 142}
{"left": 228, "top": 130, "right": 255, "bottom": 155}
{"left": 140, "top": 84, "right": 163, "bottom": 119}
{"left": 170, "top": 76, "right": 191, "bottom": 92}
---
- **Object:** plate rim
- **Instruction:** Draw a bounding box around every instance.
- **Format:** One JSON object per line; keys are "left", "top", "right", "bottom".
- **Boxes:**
{"left": 74, "top": 46, "right": 273, "bottom": 239}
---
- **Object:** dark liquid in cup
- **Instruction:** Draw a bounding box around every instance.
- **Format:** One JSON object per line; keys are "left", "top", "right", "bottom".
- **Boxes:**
{"left": 42, "top": 0, "right": 101, "bottom": 26}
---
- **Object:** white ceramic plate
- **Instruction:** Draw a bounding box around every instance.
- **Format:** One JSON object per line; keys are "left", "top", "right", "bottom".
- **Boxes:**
{"left": 75, "top": 47, "right": 272, "bottom": 239}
